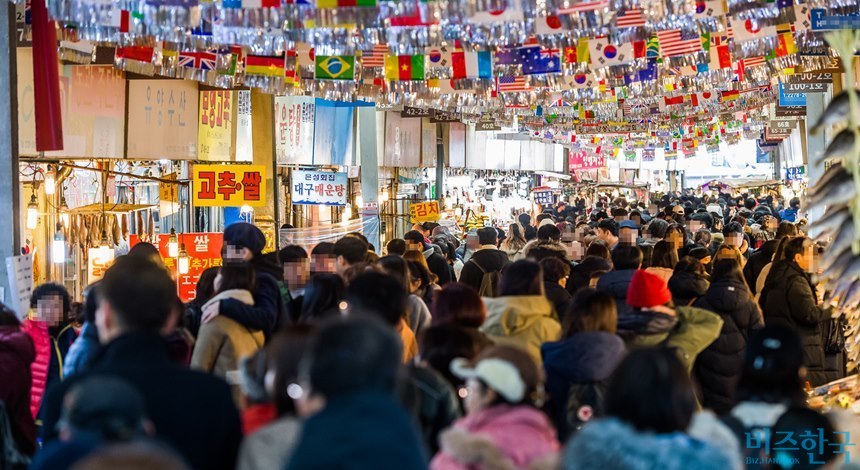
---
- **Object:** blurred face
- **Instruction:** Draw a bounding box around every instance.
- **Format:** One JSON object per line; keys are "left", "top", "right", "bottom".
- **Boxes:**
{"left": 765, "top": 218, "right": 778, "bottom": 232}
{"left": 466, "top": 235, "right": 479, "bottom": 250}
{"left": 311, "top": 254, "right": 336, "bottom": 274}
{"left": 463, "top": 378, "right": 495, "bottom": 415}
{"left": 224, "top": 245, "right": 252, "bottom": 262}
{"left": 284, "top": 260, "right": 310, "bottom": 289}
{"left": 405, "top": 240, "right": 424, "bottom": 252}
{"left": 665, "top": 230, "right": 684, "bottom": 250}
{"left": 619, "top": 228, "right": 637, "bottom": 246}
{"left": 725, "top": 233, "right": 743, "bottom": 249}
{"left": 630, "top": 214, "right": 642, "bottom": 226}
{"left": 34, "top": 294, "right": 64, "bottom": 325}
{"left": 794, "top": 245, "right": 814, "bottom": 273}
{"left": 596, "top": 228, "right": 614, "bottom": 243}
{"left": 688, "top": 221, "right": 703, "bottom": 234}
{"left": 699, "top": 256, "right": 712, "bottom": 266}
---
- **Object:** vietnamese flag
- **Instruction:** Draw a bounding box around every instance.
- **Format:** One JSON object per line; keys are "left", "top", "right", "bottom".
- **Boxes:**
{"left": 385, "top": 55, "right": 425, "bottom": 81}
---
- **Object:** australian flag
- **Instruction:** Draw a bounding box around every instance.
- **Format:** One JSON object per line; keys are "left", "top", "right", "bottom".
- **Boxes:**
{"left": 624, "top": 58, "right": 657, "bottom": 85}
{"left": 518, "top": 46, "right": 561, "bottom": 74}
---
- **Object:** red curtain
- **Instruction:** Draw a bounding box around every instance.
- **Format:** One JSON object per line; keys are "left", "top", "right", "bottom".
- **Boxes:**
{"left": 31, "top": 0, "right": 63, "bottom": 151}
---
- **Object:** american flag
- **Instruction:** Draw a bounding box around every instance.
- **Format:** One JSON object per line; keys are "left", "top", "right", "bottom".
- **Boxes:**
{"left": 497, "top": 76, "right": 529, "bottom": 92}
{"left": 361, "top": 44, "right": 388, "bottom": 68}
{"left": 616, "top": 8, "right": 646, "bottom": 28}
{"left": 656, "top": 29, "right": 702, "bottom": 57}
{"left": 557, "top": 0, "right": 609, "bottom": 14}
{"left": 178, "top": 51, "right": 217, "bottom": 70}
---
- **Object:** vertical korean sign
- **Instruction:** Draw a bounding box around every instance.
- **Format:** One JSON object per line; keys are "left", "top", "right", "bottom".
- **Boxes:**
{"left": 275, "top": 96, "right": 315, "bottom": 165}
{"left": 198, "top": 90, "right": 235, "bottom": 161}
{"left": 235, "top": 90, "right": 253, "bottom": 162}
{"left": 127, "top": 80, "right": 198, "bottom": 159}
{"left": 192, "top": 164, "right": 267, "bottom": 207}
{"left": 130, "top": 233, "right": 224, "bottom": 302}
{"left": 290, "top": 170, "right": 348, "bottom": 206}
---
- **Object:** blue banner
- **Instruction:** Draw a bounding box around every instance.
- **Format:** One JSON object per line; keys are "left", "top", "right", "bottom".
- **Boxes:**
{"left": 313, "top": 99, "right": 355, "bottom": 166}
{"left": 778, "top": 83, "right": 807, "bottom": 107}
{"left": 811, "top": 8, "right": 860, "bottom": 31}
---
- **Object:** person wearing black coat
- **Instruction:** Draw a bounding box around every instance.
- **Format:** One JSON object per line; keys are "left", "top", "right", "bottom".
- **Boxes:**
{"left": 40, "top": 256, "right": 242, "bottom": 470}
{"left": 0, "top": 305, "right": 36, "bottom": 457}
{"left": 566, "top": 255, "right": 612, "bottom": 294}
{"left": 743, "top": 222, "right": 798, "bottom": 294}
{"left": 539, "top": 257, "right": 572, "bottom": 321}
{"left": 595, "top": 245, "right": 642, "bottom": 318}
{"left": 692, "top": 259, "right": 763, "bottom": 414}
{"left": 405, "top": 230, "right": 453, "bottom": 285}
{"left": 759, "top": 237, "right": 841, "bottom": 387}
{"left": 458, "top": 228, "right": 510, "bottom": 294}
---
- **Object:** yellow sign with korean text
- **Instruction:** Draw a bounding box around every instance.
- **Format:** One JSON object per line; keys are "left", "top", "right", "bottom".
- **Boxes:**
{"left": 409, "top": 201, "right": 441, "bottom": 224}
{"left": 192, "top": 164, "right": 266, "bottom": 207}
{"left": 198, "top": 90, "right": 235, "bottom": 161}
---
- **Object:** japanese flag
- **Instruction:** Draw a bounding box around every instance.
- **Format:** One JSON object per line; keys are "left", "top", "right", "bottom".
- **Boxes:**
{"left": 535, "top": 15, "right": 568, "bottom": 35}
{"left": 471, "top": 0, "right": 523, "bottom": 24}
{"left": 729, "top": 17, "right": 776, "bottom": 43}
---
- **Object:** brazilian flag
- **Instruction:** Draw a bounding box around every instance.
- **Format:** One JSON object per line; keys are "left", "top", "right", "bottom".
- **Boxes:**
{"left": 315, "top": 55, "right": 355, "bottom": 80}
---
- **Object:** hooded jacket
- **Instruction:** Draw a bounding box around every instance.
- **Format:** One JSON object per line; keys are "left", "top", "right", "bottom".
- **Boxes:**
{"left": 563, "top": 418, "right": 733, "bottom": 470}
{"left": 523, "top": 240, "right": 569, "bottom": 263}
{"left": 459, "top": 247, "right": 510, "bottom": 295}
{"left": 423, "top": 247, "right": 453, "bottom": 286}
{"left": 595, "top": 269, "right": 637, "bottom": 317}
{"left": 431, "top": 405, "right": 559, "bottom": 470}
{"left": 616, "top": 306, "right": 723, "bottom": 373}
{"left": 566, "top": 256, "right": 612, "bottom": 294}
{"left": 62, "top": 321, "right": 100, "bottom": 378}
{"left": 480, "top": 296, "right": 561, "bottom": 366}
{"left": 541, "top": 332, "right": 626, "bottom": 438}
{"left": 0, "top": 325, "right": 36, "bottom": 455}
{"left": 692, "top": 278, "right": 764, "bottom": 414}
{"left": 668, "top": 271, "right": 709, "bottom": 306}
{"left": 759, "top": 260, "right": 837, "bottom": 386}
{"left": 219, "top": 271, "right": 282, "bottom": 339}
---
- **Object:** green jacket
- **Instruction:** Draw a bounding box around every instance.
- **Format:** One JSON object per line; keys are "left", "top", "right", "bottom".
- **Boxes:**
{"left": 480, "top": 295, "right": 562, "bottom": 366}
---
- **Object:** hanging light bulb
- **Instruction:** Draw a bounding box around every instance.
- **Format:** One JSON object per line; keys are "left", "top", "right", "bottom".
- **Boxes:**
{"left": 51, "top": 223, "right": 65, "bottom": 264}
{"left": 177, "top": 243, "right": 189, "bottom": 275}
{"left": 379, "top": 190, "right": 389, "bottom": 203}
{"left": 167, "top": 228, "right": 179, "bottom": 258}
{"left": 58, "top": 197, "right": 70, "bottom": 228}
{"left": 342, "top": 205, "right": 353, "bottom": 223}
{"left": 26, "top": 194, "right": 38, "bottom": 230}
{"left": 44, "top": 166, "right": 56, "bottom": 196}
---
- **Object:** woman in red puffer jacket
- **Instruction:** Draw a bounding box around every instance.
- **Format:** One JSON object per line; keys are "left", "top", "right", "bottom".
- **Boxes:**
{"left": 0, "top": 303, "right": 37, "bottom": 456}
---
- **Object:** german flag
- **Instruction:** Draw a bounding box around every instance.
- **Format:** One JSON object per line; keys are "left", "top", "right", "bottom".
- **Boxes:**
{"left": 245, "top": 54, "right": 284, "bottom": 77}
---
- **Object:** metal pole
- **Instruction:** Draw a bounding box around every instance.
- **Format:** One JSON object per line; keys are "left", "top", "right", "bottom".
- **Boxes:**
{"left": 0, "top": 2, "right": 21, "bottom": 301}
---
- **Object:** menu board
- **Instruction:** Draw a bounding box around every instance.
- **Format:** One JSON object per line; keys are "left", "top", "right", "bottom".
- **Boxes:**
{"left": 127, "top": 79, "right": 198, "bottom": 160}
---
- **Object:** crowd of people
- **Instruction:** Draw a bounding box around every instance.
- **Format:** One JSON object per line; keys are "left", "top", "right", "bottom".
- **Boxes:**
{"left": 0, "top": 191, "right": 857, "bottom": 470}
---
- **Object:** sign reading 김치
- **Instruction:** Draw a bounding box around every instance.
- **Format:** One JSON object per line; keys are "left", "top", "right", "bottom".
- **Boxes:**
{"left": 192, "top": 164, "right": 267, "bottom": 207}
{"left": 291, "top": 170, "right": 348, "bottom": 206}
{"left": 409, "top": 201, "right": 441, "bottom": 223}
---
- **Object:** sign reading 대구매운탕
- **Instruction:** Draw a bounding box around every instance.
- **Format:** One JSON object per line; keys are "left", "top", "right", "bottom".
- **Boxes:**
{"left": 291, "top": 170, "right": 348, "bottom": 206}
{"left": 192, "top": 164, "right": 267, "bottom": 207}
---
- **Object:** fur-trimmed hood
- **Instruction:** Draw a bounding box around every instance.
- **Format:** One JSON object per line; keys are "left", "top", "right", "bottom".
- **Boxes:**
{"left": 523, "top": 240, "right": 569, "bottom": 261}
{"left": 563, "top": 418, "right": 733, "bottom": 470}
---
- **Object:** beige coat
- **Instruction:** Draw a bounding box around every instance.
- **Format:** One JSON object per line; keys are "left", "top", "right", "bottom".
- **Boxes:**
{"left": 480, "top": 295, "right": 561, "bottom": 366}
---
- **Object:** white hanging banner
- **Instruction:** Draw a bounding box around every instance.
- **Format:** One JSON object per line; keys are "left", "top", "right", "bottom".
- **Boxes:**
{"left": 275, "top": 95, "right": 315, "bottom": 165}
{"left": 5, "top": 253, "right": 33, "bottom": 319}
{"left": 235, "top": 90, "right": 253, "bottom": 162}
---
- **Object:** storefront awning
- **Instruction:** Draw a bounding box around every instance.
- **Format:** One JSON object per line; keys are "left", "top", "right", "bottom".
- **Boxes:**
{"left": 67, "top": 203, "right": 155, "bottom": 214}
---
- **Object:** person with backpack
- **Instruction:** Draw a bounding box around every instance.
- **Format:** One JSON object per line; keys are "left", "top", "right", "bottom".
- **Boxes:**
{"left": 458, "top": 227, "right": 509, "bottom": 297}
{"left": 540, "top": 289, "right": 626, "bottom": 441}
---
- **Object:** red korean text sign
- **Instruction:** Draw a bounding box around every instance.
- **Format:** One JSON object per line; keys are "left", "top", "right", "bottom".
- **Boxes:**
{"left": 129, "top": 233, "right": 224, "bottom": 302}
{"left": 192, "top": 164, "right": 266, "bottom": 207}
{"left": 409, "top": 201, "right": 441, "bottom": 223}
{"left": 569, "top": 151, "right": 605, "bottom": 170}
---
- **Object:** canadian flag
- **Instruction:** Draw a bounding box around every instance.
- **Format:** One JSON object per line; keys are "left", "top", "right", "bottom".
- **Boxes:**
{"left": 729, "top": 17, "right": 776, "bottom": 43}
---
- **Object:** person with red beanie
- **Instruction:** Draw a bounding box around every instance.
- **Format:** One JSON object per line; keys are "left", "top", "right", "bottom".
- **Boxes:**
{"left": 616, "top": 270, "right": 724, "bottom": 373}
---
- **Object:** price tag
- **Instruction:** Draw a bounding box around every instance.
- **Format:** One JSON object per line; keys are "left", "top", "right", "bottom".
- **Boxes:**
{"left": 401, "top": 106, "right": 431, "bottom": 118}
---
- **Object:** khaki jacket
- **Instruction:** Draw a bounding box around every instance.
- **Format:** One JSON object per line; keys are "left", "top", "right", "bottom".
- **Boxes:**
{"left": 480, "top": 295, "right": 561, "bottom": 366}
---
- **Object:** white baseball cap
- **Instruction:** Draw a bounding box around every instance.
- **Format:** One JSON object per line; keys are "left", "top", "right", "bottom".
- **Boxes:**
{"left": 450, "top": 357, "right": 527, "bottom": 402}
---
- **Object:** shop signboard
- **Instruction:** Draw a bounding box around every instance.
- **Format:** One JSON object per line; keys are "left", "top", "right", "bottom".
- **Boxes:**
{"left": 569, "top": 151, "right": 604, "bottom": 170}
{"left": 384, "top": 112, "right": 421, "bottom": 167}
{"left": 4, "top": 253, "right": 33, "bottom": 319}
{"left": 421, "top": 118, "right": 437, "bottom": 167}
{"left": 86, "top": 247, "right": 115, "bottom": 283}
{"left": 275, "top": 95, "right": 315, "bottom": 165}
{"left": 533, "top": 191, "right": 554, "bottom": 205}
{"left": 810, "top": 8, "right": 860, "bottom": 31}
{"left": 475, "top": 115, "right": 501, "bottom": 131}
{"left": 235, "top": 90, "right": 253, "bottom": 162}
{"left": 198, "top": 90, "right": 235, "bottom": 161}
{"left": 409, "top": 201, "right": 441, "bottom": 223}
{"left": 431, "top": 110, "right": 460, "bottom": 123}
{"left": 160, "top": 172, "right": 178, "bottom": 202}
{"left": 775, "top": 105, "right": 806, "bottom": 117}
{"left": 130, "top": 233, "right": 224, "bottom": 302}
{"left": 313, "top": 100, "right": 354, "bottom": 165}
{"left": 290, "top": 170, "right": 348, "bottom": 206}
{"left": 768, "top": 120, "right": 795, "bottom": 136}
{"left": 127, "top": 79, "right": 198, "bottom": 160}
{"left": 778, "top": 83, "right": 807, "bottom": 107}
{"left": 784, "top": 82, "right": 828, "bottom": 93}
{"left": 786, "top": 166, "right": 806, "bottom": 181}
{"left": 192, "top": 164, "right": 267, "bottom": 207}
{"left": 401, "top": 106, "right": 431, "bottom": 118}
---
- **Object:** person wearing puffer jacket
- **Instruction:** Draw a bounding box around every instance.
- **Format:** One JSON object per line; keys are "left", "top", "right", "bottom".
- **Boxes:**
{"left": 191, "top": 263, "right": 265, "bottom": 405}
{"left": 63, "top": 283, "right": 102, "bottom": 378}
{"left": 431, "top": 346, "right": 559, "bottom": 470}
{"left": 24, "top": 283, "right": 73, "bottom": 420}
{"left": 0, "top": 303, "right": 37, "bottom": 457}
{"left": 480, "top": 261, "right": 561, "bottom": 367}
{"left": 563, "top": 348, "right": 737, "bottom": 470}
{"left": 667, "top": 257, "right": 710, "bottom": 307}
{"left": 522, "top": 225, "right": 569, "bottom": 263}
{"left": 596, "top": 245, "right": 642, "bottom": 318}
{"left": 693, "top": 255, "right": 763, "bottom": 414}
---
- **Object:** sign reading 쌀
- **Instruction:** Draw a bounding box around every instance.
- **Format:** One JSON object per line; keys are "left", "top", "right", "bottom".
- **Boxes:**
{"left": 291, "top": 170, "right": 348, "bottom": 206}
{"left": 409, "top": 201, "right": 441, "bottom": 223}
{"left": 130, "top": 233, "right": 224, "bottom": 302}
{"left": 192, "top": 164, "right": 266, "bottom": 207}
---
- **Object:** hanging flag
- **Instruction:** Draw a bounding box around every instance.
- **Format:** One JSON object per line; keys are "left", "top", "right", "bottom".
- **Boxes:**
{"left": 245, "top": 54, "right": 285, "bottom": 77}
{"left": 645, "top": 35, "right": 660, "bottom": 58}
{"left": 657, "top": 29, "right": 702, "bottom": 57}
{"left": 360, "top": 44, "right": 388, "bottom": 68}
{"left": 588, "top": 37, "right": 639, "bottom": 67}
{"left": 616, "top": 8, "right": 646, "bottom": 28}
{"left": 316, "top": 0, "right": 376, "bottom": 7}
{"left": 518, "top": 46, "right": 561, "bottom": 74}
{"left": 733, "top": 56, "right": 766, "bottom": 81}
{"left": 563, "top": 72, "right": 595, "bottom": 89}
{"left": 385, "top": 55, "right": 425, "bottom": 80}
{"left": 793, "top": 3, "right": 810, "bottom": 31}
{"left": 729, "top": 17, "right": 777, "bottom": 42}
{"left": 218, "top": 46, "right": 242, "bottom": 76}
{"left": 178, "top": 51, "right": 217, "bottom": 70}
{"left": 694, "top": 0, "right": 727, "bottom": 18}
{"left": 425, "top": 46, "right": 452, "bottom": 68}
{"left": 427, "top": 78, "right": 473, "bottom": 94}
{"left": 497, "top": 76, "right": 529, "bottom": 92}
{"left": 471, "top": 0, "right": 524, "bottom": 23}
{"left": 105, "top": 7, "right": 130, "bottom": 32}
{"left": 293, "top": 43, "right": 315, "bottom": 68}
{"left": 563, "top": 39, "right": 590, "bottom": 63}
{"left": 115, "top": 45, "right": 155, "bottom": 63}
{"left": 557, "top": 0, "right": 609, "bottom": 14}
{"left": 535, "top": 14, "right": 568, "bottom": 34}
{"left": 315, "top": 55, "right": 355, "bottom": 79}
{"left": 624, "top": 58, "right": 658, "bottom": 83}
{"left": 707, "top": 34, "right": 732, "bottom": 69}
{"left": 768, "top": 25, "right": 797, "bottom": 58}
{"left": 664, "top": 95, "right": 684, "bottom": 106}
{"left": 451, "top": 51, "right": 492, "bottom": 79}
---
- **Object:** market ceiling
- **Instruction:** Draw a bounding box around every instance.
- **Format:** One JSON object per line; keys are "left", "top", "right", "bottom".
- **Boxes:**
{"left": 44, "top": 0, "right": 858, "bottom": 135}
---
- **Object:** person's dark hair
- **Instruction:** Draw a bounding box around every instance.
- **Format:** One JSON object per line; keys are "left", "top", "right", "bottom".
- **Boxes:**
{"left": 772, "top": 235, "right": 795, "bottom": 262}
{"left": 498, "top": 260, "right": 543, "bottom": 297}
{"left": 523, "top": 225, "right": 538, "bottom": 241}
{"left": 771, "top": 407, "right": 838, "bottom": 469}
{"left": 301, "top": 317, "right": 401, "bottom": 399}
{"left": 0, "top": 302, "right": 20, "bottom": 327}
{"left": 775, "top": 221, "right": 798, "bottom": 239}
{"left": 689, "top": 212, "right": 713, "bottom": 230}
{"left": 610, "top": 207, "right": 628, "bottom": 218}
{"left": 674, "top": 256, "right": 705, "bottom": 276}
{"left": 30, "top": 282, "right": 72, "bottom": 318}
{"left": 693, "top": 230, "right": 712, "bottom": 247}
{"left": 788, "top": 197, "right": 800, "bottom": 209}
{"left": 278, "top": 245, "right": 308, "bottom": 264}
{"left": 403, "top": 230, "right": 427, "bottom": 247}
{"left": 345, "top": 271, "right": 408, "bottom": 326}
{"left": 266, "top": 326, "right": 314, "bottom": 416}
{"left": 345, "top": 232, "right": 369, "bottom": 244}
{"left": 585, "top": 241, "right": 610, "bottom": 260}
{"left": 639, "top": 244, "right": 653, "bottom": 269}
{"left": 536, "top": 213, "right": 554, "bottom": 225}
{"left": 596, "top": 219, "right": 619, "bottom": 237}
{"left": 722, "top": 221, "right": 744, "bottom": 237}
{"left": 710, "top": 258, "right": 748, "bottom": 288}
{"left": 421, "top": 222, "right": 440, "bottom": 233}
{"left": 333, "top": 236, "right": 369, "bottom": 265}
{"left": 650, "top": 240, "right": 679, "bottom": 269}
{"left": 407, "top": 260, "right": 433, "bottom": 291}
{"left": 419, "top": 324, "right": 481, "bottom": 389}
{"left": 376, "top": 254, "right": 411, "bottom": 289}
{"left": 606, "top": 348, "right": 697, "bottom": 434}
{"left": 737, "top": 326, "right": 806, "bottom": 405}
{"left": 431, "top": 283, "right": 486, "bottom": 328}
{"left": 647, "top": 218, "right": 669, "bottom": 239}
{"left": 99, "top": 256, "right": 178, "bottom": 333}
{"left": 60, "top": 376, "right": 148, "bottom": 442}
{"left": 539, "top": 257, "right": 570, "bottom": 284}
{"left": 194, "top": 268, "right": 219, "bottom": 305}
{"left": 311, "top": 242, "right": 336, "bottom": 256}
{"left": 386, "top": 238, "right": 407, "bottom": 256}
{"left": 127, "top": 242, "right": 163, "bottom": 266}
{"left": 517, "top": 213, "right": 532, "bottom": 227}
{"left": 563, "top": 288, "right": 616, "bottom": 337}
{"left": 215, "top": 262, "right": 256, "bottom": 294}
{"left": 299, "top": 274, "right": 346, "bottom": 324}
{"left": 477, "top": 227, "right": 498, "bottom": 246}
{"left": 611, "top": 245, "right": 643, "bottom": 270}
{"left": 744, "top": 197, "right": 756, "bottom": 210}
{"left": 537, "top": 224, "right": 561, "bottom": 242}
{"left": 782, "top": 236, "right": 812, "bottom": 266}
